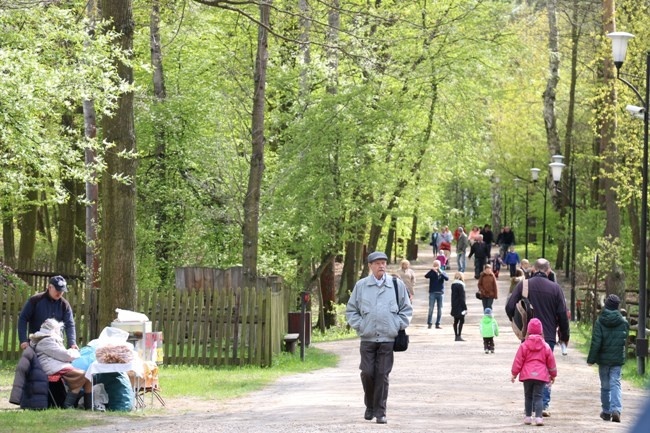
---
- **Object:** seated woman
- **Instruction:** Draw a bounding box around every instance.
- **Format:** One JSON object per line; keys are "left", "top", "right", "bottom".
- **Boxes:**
{"left": 30, "top": 318, "right": 92, "bottom": 409}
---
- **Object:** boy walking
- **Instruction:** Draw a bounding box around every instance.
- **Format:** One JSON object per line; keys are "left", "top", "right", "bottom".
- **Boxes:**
{"left": 587, "top": 294, "right": 629, "bottom": 423}
{"left": 479, "top": 308, "right": 499, "bottom": 353}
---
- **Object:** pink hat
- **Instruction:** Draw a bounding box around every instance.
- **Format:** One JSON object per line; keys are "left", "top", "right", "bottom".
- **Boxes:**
{"left": 527, "top": 318, "right": 543, "bottom": 335}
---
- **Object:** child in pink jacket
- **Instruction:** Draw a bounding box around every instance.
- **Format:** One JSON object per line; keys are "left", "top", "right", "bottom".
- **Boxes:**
{"left": 511, "top": 318, "right": 557, "bottom": 426}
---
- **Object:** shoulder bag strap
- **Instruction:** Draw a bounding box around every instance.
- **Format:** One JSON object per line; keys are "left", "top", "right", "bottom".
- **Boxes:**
{"left": 392, "top": 277, "right": 399, "bottom": 304}
{"left": 522, "top": 278, "right": 529, "bottom": 298}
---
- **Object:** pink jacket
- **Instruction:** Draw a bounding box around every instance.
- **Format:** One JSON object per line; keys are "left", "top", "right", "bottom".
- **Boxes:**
{"left": 511, "top": 334, "right": 557, "bottom": 383}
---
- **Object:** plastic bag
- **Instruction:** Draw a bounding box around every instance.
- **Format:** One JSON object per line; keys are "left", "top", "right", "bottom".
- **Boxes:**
{"left": 71, "top": 346, "right": 96, "bottom": 370}
{"left": 114, "top": 308, "right": 149, "bottom": 322}
{"left": 88, "top": 326, "right": 132, "bottom": 349}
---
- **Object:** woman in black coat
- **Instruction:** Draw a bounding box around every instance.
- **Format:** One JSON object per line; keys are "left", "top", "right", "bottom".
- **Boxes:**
{"left": 449, "top": 272, "right": 468, "bottom": 341}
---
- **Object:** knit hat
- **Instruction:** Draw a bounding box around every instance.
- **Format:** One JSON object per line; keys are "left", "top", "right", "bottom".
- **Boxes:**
{"left": 604, "top": 294, "right": 621, "bottom": 311}
{"left": 527, "top": 318, "right": 543, "bottom": 335}
{"left": 484, "top": 308, "right": 492, "bottom": 316}
{"left": 39, "top": 318, "right": 63, "bottom": 335}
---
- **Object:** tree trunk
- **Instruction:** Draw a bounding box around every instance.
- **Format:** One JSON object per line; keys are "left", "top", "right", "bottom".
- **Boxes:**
{"left": 600, "top": 0, "right": 625, "bottom": 296}
{"left": 99, "top": 0, "right": 137, "bottom": 328}
{"left": 407, "top": 209, "right": 418, "bottom": 261}
{"left": 318, "top": 254, "right": 336, "bottom": 328}
{"left": 18, "top": 189, "right": 38, "bottom": 284}
{"left": 2, "top": 204, "right": 15, "bottom": 267}
{"left": 543, "top": 0, "right": 562, "bottom": 157}
{"left": 84, "top": 0, "right": 101, "bottom": 338}
{"left": 149, "top": 0, "right": 178, "bottom": 288}
{"left": 242, "top": 1, "right": 270, "bottom": 284}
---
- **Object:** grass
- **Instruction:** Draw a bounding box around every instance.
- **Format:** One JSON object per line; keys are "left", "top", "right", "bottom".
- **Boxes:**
{"left": 0, "top": 346, "right": 338, "bottom": 433}
{"left": 570, "top": 322, "right": 650, "bottom": 390}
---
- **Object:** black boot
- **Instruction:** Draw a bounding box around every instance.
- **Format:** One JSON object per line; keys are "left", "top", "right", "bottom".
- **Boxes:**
{"left": 63, "top": 391, "right": 80, "bottom": 409}
{"left": 83, "top": 394, "right": 92, "bottom": 410}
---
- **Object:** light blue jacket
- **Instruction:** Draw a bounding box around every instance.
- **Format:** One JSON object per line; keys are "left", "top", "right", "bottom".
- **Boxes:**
{"left": 346, "top": 276, "right": 413, "bottom": 343}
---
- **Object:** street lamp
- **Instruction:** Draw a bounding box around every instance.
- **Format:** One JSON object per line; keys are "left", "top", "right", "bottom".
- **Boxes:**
{"left": 550, "top": 156, "right": 577, "bottom": 321}
{"left": 607, "top": 31, "right": 649, "bottom": 375}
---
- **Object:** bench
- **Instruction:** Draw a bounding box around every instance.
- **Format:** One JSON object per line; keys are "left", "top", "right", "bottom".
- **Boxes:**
{"left": 283, "top": 333, "right": 300, "bottom": 354}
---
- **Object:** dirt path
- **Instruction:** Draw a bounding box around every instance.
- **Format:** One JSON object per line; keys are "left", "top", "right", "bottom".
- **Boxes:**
{"left": 11, "top": 247, "right": 650, "bottom": 432}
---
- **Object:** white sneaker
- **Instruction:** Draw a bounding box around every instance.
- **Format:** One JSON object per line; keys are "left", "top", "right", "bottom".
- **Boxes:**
{"left": 523, "top": 416, "right": 532, "bottom": 425}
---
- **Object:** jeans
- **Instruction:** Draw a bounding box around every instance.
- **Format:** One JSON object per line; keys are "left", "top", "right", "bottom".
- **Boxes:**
{"left": 543, "top": 340, "right": 556, "bottom": 409}
{"left": 457, "top": 251, "right": 466, "bottom": 272}
{"left": 428, "top": 292, "right": 444, "bottom": 326}
{"left": 524, "top": 380, "right": 546, "bottom": 417}
{"left": 481, "top": 297, "right": 494, "bottom": 311}
{"left": 599, "top": 365, "right": 622, "bottom": 414}
{"left": 359, "top": 341, "right": 394, "bottom": 418}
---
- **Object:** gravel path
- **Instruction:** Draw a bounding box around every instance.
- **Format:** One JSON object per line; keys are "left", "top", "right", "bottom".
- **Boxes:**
{"left": 65, "top": 248, "right": 649, "bottom": 432}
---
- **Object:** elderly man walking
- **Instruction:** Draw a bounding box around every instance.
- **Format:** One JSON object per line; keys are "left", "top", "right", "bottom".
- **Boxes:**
{"left": 346, "top": 251, "right": 413, "bottom": 425}
{"left": 456, "top": 227, "right": 469, "bottom": 272}
{"left": 505, "top": 258, "right": 569, "bottom": 417}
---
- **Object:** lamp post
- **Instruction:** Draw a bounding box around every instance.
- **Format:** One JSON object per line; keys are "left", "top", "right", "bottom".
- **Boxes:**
{"left": 530, "top": 167, "right": 550, "bottom": 257}
{"left": 530, "top": 168, "right": 541, "bottom": 256}
{"left": 607, "top": 31, "right": 649, "bottom": 375}
{"left": 525, "top": 178, "right": 530, "bottom": 259}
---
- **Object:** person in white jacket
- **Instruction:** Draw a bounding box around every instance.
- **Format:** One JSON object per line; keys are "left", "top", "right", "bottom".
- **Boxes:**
{"left": 30, "top": 318, "right": 92, "bottom": 409}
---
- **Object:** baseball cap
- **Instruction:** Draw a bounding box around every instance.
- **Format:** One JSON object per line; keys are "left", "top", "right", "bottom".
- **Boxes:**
{"left": 49, "top": 275, "right": 68, "bottom": 292}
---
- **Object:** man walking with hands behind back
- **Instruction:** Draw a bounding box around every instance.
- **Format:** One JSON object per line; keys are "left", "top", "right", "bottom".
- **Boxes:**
{"left": 505, "top": 259, "right": 569, "bottom": 417}
{"left": 346, "top": 251, "right": 413, "bottom": 425}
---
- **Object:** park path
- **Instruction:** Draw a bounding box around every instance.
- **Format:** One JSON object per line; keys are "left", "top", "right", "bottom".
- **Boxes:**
{"left": 73, "top": 246, "right": 648, "bottom": 433}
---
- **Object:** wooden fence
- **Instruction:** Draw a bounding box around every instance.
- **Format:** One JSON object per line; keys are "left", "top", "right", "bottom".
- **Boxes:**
{"left": 1, "top": 265, "right": 291, "bottom": 367}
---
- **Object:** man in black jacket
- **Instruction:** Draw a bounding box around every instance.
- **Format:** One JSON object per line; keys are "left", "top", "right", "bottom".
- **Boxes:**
{"left": 505, "top": 258, "right": 569, "bottom": 417}
{"left": 468, "top": 235, "right": 489, "bottom": 279}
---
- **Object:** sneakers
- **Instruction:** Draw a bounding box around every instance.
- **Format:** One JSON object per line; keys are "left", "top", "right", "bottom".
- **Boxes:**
{"left": 600, "top": 412, "right": 611, "bottom": 421}
{"left": 455, "top": 336, "right": 465, "bottom": 342}
{"left": 427, "top": 324, "right": 432, "bottom": 329}
{"left": 611, "top": 411, "right": 621, "bottom": 422}
{"left": 484, "top": 349, "right": 489, "bottom": 354}
{"left": 490, "top": 350, "right": 494, "bottom": 354}
{"left": 435, "top": 325, "right": 442, "bottom": 329}
{"left": 534, "top": 417, "right": 544, "bottom": 426}
{"left": 542, "top": 409, "right": 551, "bottom": 417}
{"left": 523, "top": 416, "right": 532, "bottom": 425}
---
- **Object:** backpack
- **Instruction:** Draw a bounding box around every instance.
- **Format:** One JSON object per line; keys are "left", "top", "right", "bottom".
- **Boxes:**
{"left": 511, "top": 279, "right": 534, "bottom": 341}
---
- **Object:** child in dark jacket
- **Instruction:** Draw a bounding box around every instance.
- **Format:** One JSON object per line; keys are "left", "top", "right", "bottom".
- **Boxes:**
{"left": 587, "top": 294, "right": 629, "bottom": 423}
{"left": 511, "top": 318, "right": 557, "bottom": 426}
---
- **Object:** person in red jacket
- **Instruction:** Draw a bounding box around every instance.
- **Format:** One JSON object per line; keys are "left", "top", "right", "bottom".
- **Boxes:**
{"left": 511, "top": 318, "right": 558, "bottom": 426}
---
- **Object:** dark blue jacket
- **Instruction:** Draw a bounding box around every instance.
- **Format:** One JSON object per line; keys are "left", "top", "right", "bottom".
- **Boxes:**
{"left": 425, "top": 269, "right": 448, "bottom": 293}
{"left": 18, "top": 290, "right": 76, "bottom": 347}
{"left": 10, "top": 346, "right": 50, "bottom": 410}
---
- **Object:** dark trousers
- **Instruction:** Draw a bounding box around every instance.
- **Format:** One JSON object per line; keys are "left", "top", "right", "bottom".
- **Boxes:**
{"left": 509, "top": 263, "right": 517, "bottom": 277}
{"left": 483, "top": 337, "right": 495, "bottom": 351}
{"left": 359, "top": 341, "right": 394, "bottom": 418}
{"left": 453, "top": 316, "right": 465, "bottom": 337}
{"left": 523, "top": 379, "right": 546, "bottom": 417}
{"left": 474, "top": 257, "right": 486, "bottom": 279}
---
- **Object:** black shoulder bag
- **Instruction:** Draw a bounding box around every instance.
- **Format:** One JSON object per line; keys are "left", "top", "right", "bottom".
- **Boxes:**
{"left": 392, "top": 277, "right": 409, "bottom": 352}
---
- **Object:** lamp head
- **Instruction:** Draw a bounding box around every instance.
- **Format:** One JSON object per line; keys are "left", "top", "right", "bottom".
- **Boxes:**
{"left": 606, "top": 32, "right": 635, "bottom": 70}
{"left": 530, "top": 167, "right": 541, "bottom": 182}
{"left": 549, "top": 161, "right": 566, "bottom": 184}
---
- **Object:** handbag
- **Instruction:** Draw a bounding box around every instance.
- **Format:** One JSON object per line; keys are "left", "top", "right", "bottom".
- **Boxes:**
{"left": 392, "top": 278, "right": 409, "bottom": 352}
{"left": 475, "top": 291, "right": 482, "bottom": 300}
